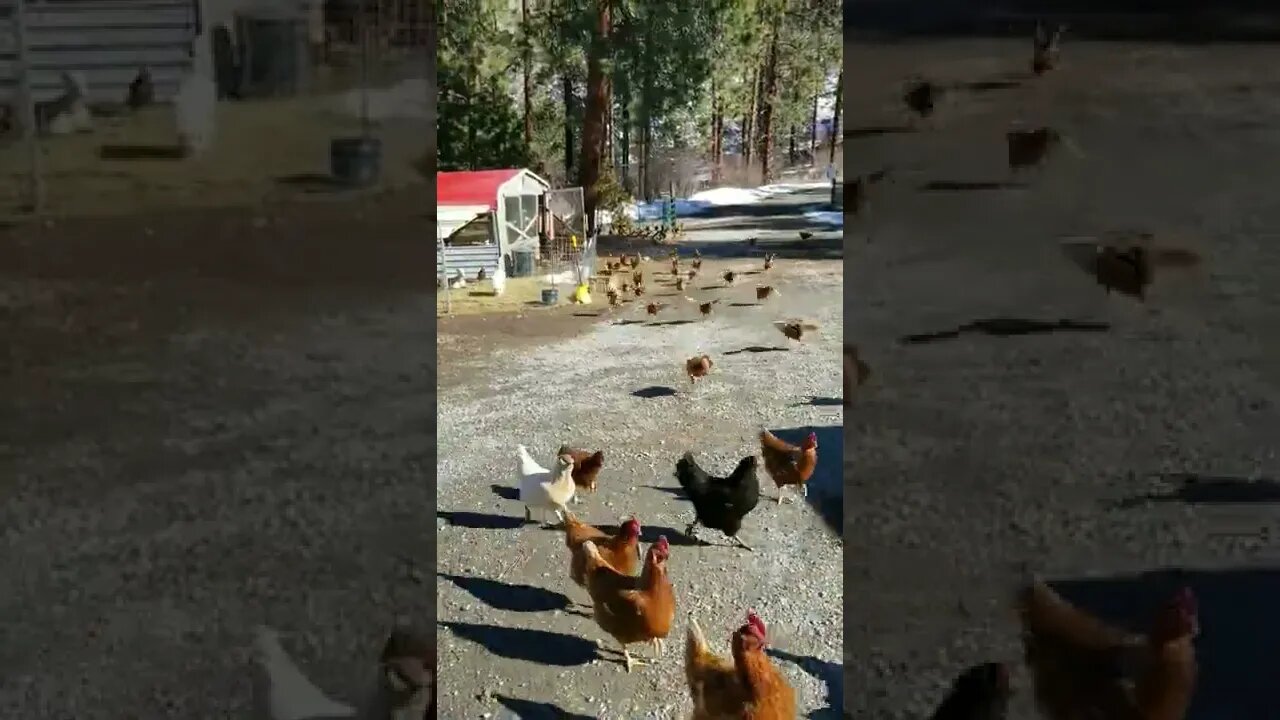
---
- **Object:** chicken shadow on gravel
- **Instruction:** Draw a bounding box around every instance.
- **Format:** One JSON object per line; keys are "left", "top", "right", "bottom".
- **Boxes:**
{"left": 723, "top": 345, "right": 790, "bottom": 355}
{"left": 490, "top": 484, "right": 520, "bottom": 501}
{"left": 899, "top": 317, "right": 1111, "bottom": 344}
{"left": 438, "top": 622, "right": 600, "bottom": 667}
{"left": 768, "top": 649, "right": 844, "bottom": 720}
{"left": 632, "top": 385, "right": 678, "bottom": 399}
{"left": 769, "top": 425, "right": 843, "bottom": 537}
{"left": 1114, "top": 473, "right": 1280, "bottom": 508}
{"left": 796, "top": 396, "right": 842, "bottom": 407}
{"left": 594, "top": 520, "right": 710, "bottom": 549}
{"left": 1051, "top": 567, "right": 1280, "bottom": 719}
{"left": 494, "top": 695, "right": 597, "bottom": 720}
{"left": 437, "top": 573, "right": 571, "bottom": 613}
{"left": 438, "top": 510, "right": 525, "bottom": 530}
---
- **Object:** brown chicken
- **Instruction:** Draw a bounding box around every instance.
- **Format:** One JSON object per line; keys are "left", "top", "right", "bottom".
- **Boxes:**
{"left": 634, "top": 284, "right": 646, "bottom": 297}
{"left": 798, "top": 231, "right": 812, "bottom": 241}
{"left": 849, "top": 168, "right": 891, "bottom": 217}
{"left": 557, "top": 445, "right": 605, "bottom": 495}
{"left": 688, "top": 269, "right": 699, "bottom": 281}
{"left": 685, "top": 355, "right": 713, "bottom": 383}
{"left": 671, "top": 258, "right": 680, "bottom": 275}
{"left": 763, "top": 253, "right": 776, "bottom": 271}
{"left": 928, "top": 662, "right": 1011, "bottom": 720}
{"left": 633, "top": 270, "right": 644, "bottom": 286}
{"left": 1007, "top": 126, "right": 1063, "bottom": 172}
{"left": 904, "top": 79, "right": 940, "bottom": 118}
{"left": 700, "top": 300, "right": 720, "bottom": 316}
{"left": 607, "top": 289, "right": 620, "bottom": 307}
{"left": 583, "top": 536, "right": 676, "bottom": 672}
{"left": 685, "top": 610, "right": 796, "bottom": 720}
{"left": 773, "top": 320, "right": 819, "bottom": 342}
{"left": 844, "top": 344, "right": 871, "bottom": 404}
{"left": 646, "top": 302, "right": 667, "bottom": 316}
{"left": 723, "top": 270, "right": 736, "bottom": 285}
{"left": 676, "top": 277, "right": 686, "bottom": 292}
{"left": 564, "top": 513, "right": 642, "bottom": 590}
{"left": 1018, "top": 578, "right": 1199, "bottom": 720}
{"left": 759, "top": 429, "right": 818, "bottom": 503}
{"left": 621, "top": 282, "right": 631, "bottom": 294}
{"left": 1061, "top": 234, "right": 1202, "bottom": 302}
{"left": 755, "top": 286, "right": 779, "bottom": 301}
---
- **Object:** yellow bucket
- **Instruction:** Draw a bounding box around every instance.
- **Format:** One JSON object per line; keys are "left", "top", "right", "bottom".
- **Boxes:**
{"left": 572, "top": 284, "right": 592, "bottom": 304}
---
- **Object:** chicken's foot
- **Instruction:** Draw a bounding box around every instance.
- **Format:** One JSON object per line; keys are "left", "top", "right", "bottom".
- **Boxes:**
{"left": 621, "top": 645, "right": 646, "bottom": 672}
{"left": 651, "top": 637, "right": 665, "bottom": 657}
{"left": 731, "top": 535, "right": 754, "bottom": 552}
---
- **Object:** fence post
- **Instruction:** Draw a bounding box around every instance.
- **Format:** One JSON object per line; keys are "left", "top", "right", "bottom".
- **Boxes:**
{"left": 13, "top": 0, "right": 44, "bottom": 213}
{"left": 439, "top": 226, "right": 451, "bottom": 315}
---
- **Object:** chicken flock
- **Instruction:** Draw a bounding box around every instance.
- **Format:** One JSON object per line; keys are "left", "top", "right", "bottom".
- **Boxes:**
{"left": 508, "top": 242, "right": 837, "bottom": 718}
{"left": 858, "top": 24, "right": 1207, "bottom": 720}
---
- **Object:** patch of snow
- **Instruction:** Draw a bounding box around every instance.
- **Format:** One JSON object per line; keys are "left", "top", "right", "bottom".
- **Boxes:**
{"left": 626, "top": 182, "right": 834, "bottom": 222}
{"left": 803, "top": 210, "right": 844, "bottom": 229}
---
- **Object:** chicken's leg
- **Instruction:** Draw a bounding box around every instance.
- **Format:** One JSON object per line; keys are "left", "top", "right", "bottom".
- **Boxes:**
{"left": 524, "top": 505, "right": 532, "bottom": 523}
{"left": 621, "top": 642, "right": 646, "bottom": 672}
{"left": 651, "top": 637, "right": 664, "bottom": 657}
{"left": 730, "top": 534, "right": 754, "bottom": 552}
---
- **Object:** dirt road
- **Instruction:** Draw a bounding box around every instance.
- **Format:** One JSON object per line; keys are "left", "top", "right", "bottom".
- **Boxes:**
{"left": 0, "top": 191, "right": 435, "bottom": 718}
{"left": 435, "top": 190, "right": 844, "bottom": 719}
{"left": 847, "top": 39, "right": 1280, "bottom": 719}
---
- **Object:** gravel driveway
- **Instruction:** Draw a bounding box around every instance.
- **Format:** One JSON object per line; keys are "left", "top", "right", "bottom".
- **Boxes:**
{"left": 435, "top": 199, "right": 844, "bottom": 719}
{"left": 0, "top": 193, "right": 435, "bottom": 718}
{"left": 846, "top": 39, "right": 1280, "bottom": 719}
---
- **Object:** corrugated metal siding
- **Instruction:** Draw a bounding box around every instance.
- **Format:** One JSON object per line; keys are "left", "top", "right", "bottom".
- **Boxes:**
{"left": 0, "top": 0, "right": 197, "bottom": 104}
{"left": 437, "top": 244, "right": 502, "bottom": 281}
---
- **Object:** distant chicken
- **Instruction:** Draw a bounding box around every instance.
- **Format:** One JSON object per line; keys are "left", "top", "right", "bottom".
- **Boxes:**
{"left": 607, "top": 289, "right": 621, "bottom": 307}
{"left": 564, "top": 514, "right": 642, "bottom": 591}
{"left": 688, "top": 269, "right": 699, "bottom": 281}
{"left": 633, "top": 270, "right": 644, "bottom": 286}
{"left": 755, "top": 286, "right": 779, "bottom": 301}
{"left": 844, "top": 344, "right": 871, "bottom": 404}
{"left": 1007, "top": 126, "right": 1065, "bottom": 172}
{"left": 674, "top": 454, "right": 760, "bottom": 550}
{"left": 759, "top": 429, "right": 818, "bottom": 503}
{"left": 582, "top": 537, "right": 676, "bottom": 672}
{"left": 723, "top": 270, "right": 736, "bottom": 285}
{"left": 928, "top": 662, "right": 1011, "bottom": 720}
{"left": 692, "top": 258, "right": 703, "bottom": 270}
{"left": 773, "top": 320, "right": 819, "bottom": 342}
{"left": 557, "top": 445, "right": 605, "bottom": 496}
{"left": 646, "top": 302, "right": 667, "bottom": 316}
{"left": 126, "top": 66, "right": 154, "bottom": 110}
{"left": 849, "top": 168, "right": 891, "bottom": 217}
{"left": 763, "top": 253, "right": 776, "bottom": 271}
{"left": 904, "top": 79, "right": 941, "bottom": 118}
{"left": 676, "top": 277, "right": 686, "bottom": 292}
{"left": 685, "top": 354, "right": 713, "bottom": 383}
{"left": 671, "top": 258, "right": 680, "bottom": 275}
{"left": 475, "top": 267, "right": 487, "bottom": 283}
{"left": 798, "top": 231, "right": 813, "bottom": 241}
{"left": 699, "top": 299, "right": 720, "bottom": 316}
{"left": 1060, "top": 234, "right": 1202, "bottom": 302}
{"left": 517, "top": 446, "right": 575, "bottom": 526}
{"left": 685, "top": 610, "right": 797, "bottom": 720}
{"left": 1032, "top": 22, "right": 1066, "bottom": 75}
{"left": 1017, "top": 577, "right": 1199, "bottom": 720}
{"left": 634, "top": 284, "right": 646, "bottom": 297}
{"left": 621, "top": 282, "right": 631, "bottom": 294}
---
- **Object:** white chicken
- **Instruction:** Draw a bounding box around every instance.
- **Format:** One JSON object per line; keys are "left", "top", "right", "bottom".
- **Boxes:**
{"left": 517, "top": 445, "right": 575, "bottom": 526}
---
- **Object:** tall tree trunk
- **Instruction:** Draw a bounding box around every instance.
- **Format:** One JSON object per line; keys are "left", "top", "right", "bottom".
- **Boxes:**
{"left": 743, "top": 64, "right": 760, "bottom": 169}
{"left": 521, "top": 0, "right": 532, "bottom": 150}
{"left": 713, "top": 105, "right": 723, "bottom": 184}
{"left": 829, "top": 66, "right": 842, "bottom": 165}
{"left": 620, "top": 98, "right": 631, "bottom": 191}
{"left": 709, "top": 75, "right": 721, "bottom": 184}
{"left": 604, "top": 76, "right": 613, "bottom": 169}
{"left": 809, "top": 91, "right": 818, "bottom": 162}
{"left": 579, "top": 0, "right": 610, "bottom": 234}
{"left": 757, "top": 26, "right": 780, "bottom": 185}
{"left": 562, "top": 74, "right": 575, "bottom": 179}
{"left": 788, "top": 124, "right": 796, "bottom": 166}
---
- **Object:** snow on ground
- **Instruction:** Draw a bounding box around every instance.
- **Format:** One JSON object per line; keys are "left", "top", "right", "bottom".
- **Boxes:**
{"left": 804, "top": 210, "right": 845, "bottom": 229}
{"left": 627, "top": 182, "right": 834, "bottom": 221}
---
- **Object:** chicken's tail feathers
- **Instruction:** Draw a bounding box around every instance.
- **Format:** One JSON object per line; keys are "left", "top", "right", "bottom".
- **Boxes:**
{"left": 687, "top": 613, "right": 710, "bottom": 656}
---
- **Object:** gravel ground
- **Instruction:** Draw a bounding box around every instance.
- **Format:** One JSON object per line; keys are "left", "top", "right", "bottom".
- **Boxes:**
{"left": 435, "top": 197, "right": 844, "bottom": 719}
{"left": 846, "top": 40, "right": 1280, "bottom": 718}
{"left": 0, "top": 192, "right": 435, "bottom": 718}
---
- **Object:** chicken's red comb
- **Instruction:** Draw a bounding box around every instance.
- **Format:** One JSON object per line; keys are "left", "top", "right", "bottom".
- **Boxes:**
{"left": 803, "top": 432, "right": 818, "bottom": 448}
{"left": 746, "top": 610, "right": 766, "bottom": 637}
{"left": 655, "top": 535, "right": 669, "bottom": 552}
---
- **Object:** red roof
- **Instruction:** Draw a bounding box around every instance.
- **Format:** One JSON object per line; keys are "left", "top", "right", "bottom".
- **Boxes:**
{"left": 436, "top": 169, "right": 523, "bottom": 209}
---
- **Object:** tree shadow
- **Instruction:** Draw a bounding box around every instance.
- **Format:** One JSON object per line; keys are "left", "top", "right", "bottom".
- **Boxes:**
{"left": 769, "top": 648, "right": 844, "bottom": 719}
{"left": 899, "top": 317, "right": 1111, "bottom": 345}
{"left": 1049, "top": 566, "right": 1280, "bottom": 718}
{"left": 650, "top": 319, "right": 695, "bottom": 327}
{"left": 494, "top": 696, "right": 597, "bottom": 720}
{"left": 920, "top": 180, "right": 1026, "bottom": 192}
{"left": 795, "top": 396, "right": 843, "bottom": 407}
{"left": 438, "top": 573, "right": 570, "bottom": 613}
{"left": 957, "top": 79, "right": 1022, "bottom": 92}
{"left": 573, "top": 312, "right": 602, "bottom": 317}
{"left": 614, "top": 319, "right": 646, "bottom": 326}
{"left": 1115, "top": 473, "right": 1280, "bottom": 509}
{"left": 768, "top": 425, "right": 844, "bottom": 537}
{"left": 438, "top": 510, "right": 524, "bottom": 530}
{"left": 438, "top": 621, "right": 600, "bottom": 667}
{"left": 723, "top": 345, "right": 790, "bottom": 355}
{"left": 845, "top": 124, "right": 917, "bottom": 139}
{"left": 632, "top": 386, "right": 678, "bottom": 399}
{"left": 729, "top": 302, "right": 759, "bottom": 307}
{"left": 490, "top": 484, "right": 520, "bottom": 501}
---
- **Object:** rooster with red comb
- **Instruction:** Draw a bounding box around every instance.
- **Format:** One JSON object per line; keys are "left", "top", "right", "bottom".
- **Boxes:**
{"left": 759, "top": 428, "right": 820, "bottom": 503}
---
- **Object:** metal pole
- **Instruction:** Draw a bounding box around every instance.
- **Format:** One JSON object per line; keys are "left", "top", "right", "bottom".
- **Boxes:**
{"left": 439, "top": 226, "right": 451, "bottom": 315}
{"left": 13, "top": 0, "right": 44, "bottom": 213}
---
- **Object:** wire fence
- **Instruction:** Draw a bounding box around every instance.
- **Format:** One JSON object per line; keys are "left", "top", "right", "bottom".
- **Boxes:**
{"left": 542, "top": 186, "right": 591, "bottom": 289}
{"left": 0, "top": 0, "right": 430, "bottom": 220}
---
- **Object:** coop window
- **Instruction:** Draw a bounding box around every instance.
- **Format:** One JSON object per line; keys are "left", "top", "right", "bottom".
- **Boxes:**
{"left": 446, "top": 213, "right": 493, "bottom": 247}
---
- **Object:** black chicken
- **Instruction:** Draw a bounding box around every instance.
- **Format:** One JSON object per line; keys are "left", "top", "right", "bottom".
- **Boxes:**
{"left": 674, "top": 453, "right": 759, "bottom": 551}
{"left": 127, "top": 66, "right": 154, "bottom": 110}
{"left": 904, "top": 80, "right": 940, "bottom": 118}
{"left": 929, "top": 662, "right": 1011, "bottom": 720}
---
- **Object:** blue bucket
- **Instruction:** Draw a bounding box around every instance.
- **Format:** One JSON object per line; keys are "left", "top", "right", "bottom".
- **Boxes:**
{"left": 541, "top": 288, "right": 559, "bottom": 305}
